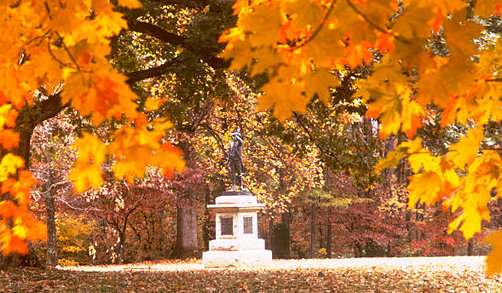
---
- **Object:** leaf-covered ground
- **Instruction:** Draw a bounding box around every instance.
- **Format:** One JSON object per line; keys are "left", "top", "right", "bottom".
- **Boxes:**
{"left": 1, "top": 256, "right": 500, "bottom": 292}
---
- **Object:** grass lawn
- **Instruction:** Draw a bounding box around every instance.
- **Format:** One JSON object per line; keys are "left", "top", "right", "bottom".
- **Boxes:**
{"left": 0, "top": 256, "right": 500, "bottom": 292}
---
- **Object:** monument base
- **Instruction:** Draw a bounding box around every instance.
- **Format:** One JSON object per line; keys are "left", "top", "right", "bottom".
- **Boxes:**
{"left": 209, "top": 238, "right": 265, "bottom": 251}
{"left": 202, "top": 250, "right": 272, "bottom": 268}
{"left": 202, "top": 193, "right": 272, "bottom": 268}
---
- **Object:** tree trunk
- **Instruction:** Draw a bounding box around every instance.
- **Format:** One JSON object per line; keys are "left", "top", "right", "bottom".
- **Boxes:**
{"left": 310, "top": 203, "right": 316, "bottom": 258}
{"left": 281, "top": 212, "right": 291, "bottom": 258}
{"left": 202, "top": 190, "right": 211, "bottom": 251}
{"left": 467, "top": 238, "right": 474, "bottom": 256}
{"left": 118, "top": 232, "right": 126, "bottom": 264}
{"left": 173, "top": 202, "right": 198, "bottom": 258}
{"left": 266, "top": 218, "right": 273, "bottom": 250}
{"left": 45, "top": 192, "right": 58, "bottom": 268}
{"left": 271, "top": 213, "right": 291, "bottom": 258}
{"left": 327, "top": 208, "right": 332, "bottom": 258}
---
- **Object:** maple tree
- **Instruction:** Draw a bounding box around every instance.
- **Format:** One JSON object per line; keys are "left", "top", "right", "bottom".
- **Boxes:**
{"left": 220, "top": 0, "right": 502, "bottom": 274}
{"left": 0, "top": 0, "right": 185, "bottom": 256}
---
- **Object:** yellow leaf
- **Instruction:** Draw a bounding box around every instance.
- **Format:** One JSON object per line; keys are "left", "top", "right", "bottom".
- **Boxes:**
{"left": 302, "top": 69, "right": 340, "bottom": 102}
{"left": 408, "top": 151, "right": 440, "bottom": 173}
{"left": 367, "top": 92, "right": 401, "bottom": 137}
{"left": 401, "top": 98, "right": 424, "bottom": 138}
{"left": 284, "top": 0, "right": 324, "bottom": 31}
{"left": 118, "top": 0, "right": 142, "bottom": 9}
{"left": 259, "top": 78, "right": 307, "bottom": 120}
{"left": 70, "top": 134, "right": 107, "bottom": 193}
{"left": 474, "top": 0, "right": 502, "bottom": 18}
{"left": 70, "top": 162, "right": 104, "bottom": 193}
{"left": 0, "top": 153, "right": 24, "bottom": 182}
{"left": 109, "top": 119, "right": 183, "bottom": 182}
{"left": 443, "top": 9, "right": 483, "bottom": 59}
{"left": 251, "top": 46, "right": 283, "bottom": 76}
{"left": 359, "top": 0, "right": 397, "bottom": 29}
{"left": 448, "top": 127, "right": 483, "bottom": 169}
{"left": 375, "top": 150, "right": 407, "bottom": 172}
{"left": 221, "top": 39, "right": 254, "bottom": 71}
{"left": 11, "top": 222, "right": 28, "bottom": 239}
{"left": 304, "top": 25, "right": 344, "bottom": 67}
{"left": 145, "top": 97, "right": 166, "bottom": 111}
{"left": 417, "top": 58, "right": 476, "bottom": 108}
{"left": 0, "top": 105, "right": 18, "bottom": 129}
{"left": 375, "top": 138, "right": 423, "bottom": 172}
{"left": 240, "top": 4, "right": 281, "bottom": 47}
{"left": 408, "top": 171, "right": 443, "bottom": 208}
{"left": 486, "top": 231, "right": 502, "bottom": 276}
{"left": 393, "top": 4, "right": 435, "bottom": 39}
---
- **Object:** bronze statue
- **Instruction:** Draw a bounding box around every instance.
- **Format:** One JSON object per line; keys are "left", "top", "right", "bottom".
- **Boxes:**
{"left": 227, "top": 129, "right": 245, "bottom": 191}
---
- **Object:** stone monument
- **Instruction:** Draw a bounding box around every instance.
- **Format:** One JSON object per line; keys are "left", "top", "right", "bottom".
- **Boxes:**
{"left": 202, "top": 129, "right": 272, "bottom": 267}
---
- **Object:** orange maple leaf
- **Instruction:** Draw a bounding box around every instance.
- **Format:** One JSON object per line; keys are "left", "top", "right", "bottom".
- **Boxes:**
{"left": 0, "top": 130, "right": 20, "bottom": 150}
{"left": 376, "top": 32, "right": 395, "bottom": 53}
{"left": 342, "top": 42, "right": 373, "bottom": 69}
{"left": 429, "top": 7, "right": 444, "bottom": 33}
{"left": 486, "top": 231, "right": 502, "bottom": 275}
{"left": 1, "top": 235, "right": 28, "bottom": 255}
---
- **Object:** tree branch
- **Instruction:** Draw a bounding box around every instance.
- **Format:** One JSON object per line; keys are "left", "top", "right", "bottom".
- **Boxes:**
{"left": 144, "top": 0, "right": 210, "bottom": 8}
{"left": 293, "top": 0, "right": 336, "bottom": 50}
{"left": 127, "top": 20, "right": 185, "bottom": 46}
{"left": 125, "top": 20, "right": 230, "bottom": 83}
{"left": 126, "top": 59, "right": 178, "bottom": 84}
{"left": 38, "top": 92, "right": 70, "bottom": 124}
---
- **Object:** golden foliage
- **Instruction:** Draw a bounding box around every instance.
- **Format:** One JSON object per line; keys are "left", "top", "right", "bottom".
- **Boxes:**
{"left": 0, "top": 0, "right": 185, "bottom": 255}
{"left": 221, "top": 0, "right": 502, "bottom": 274}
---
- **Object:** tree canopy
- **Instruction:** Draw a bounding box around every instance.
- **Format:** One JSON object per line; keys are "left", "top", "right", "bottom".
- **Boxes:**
{"left": 220, "top": 0, "right": 502, "bottom": 275}
{"left": 0, "top": 0, "right": 186, "bottom": 256}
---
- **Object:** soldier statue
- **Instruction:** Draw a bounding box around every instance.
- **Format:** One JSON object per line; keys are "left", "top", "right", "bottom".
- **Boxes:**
{"left": 227, "top": 129, "right": 245, "bottom": 191}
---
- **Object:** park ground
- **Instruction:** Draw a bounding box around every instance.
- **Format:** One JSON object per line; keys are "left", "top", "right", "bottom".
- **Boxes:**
{"left": 0, "top": 256, "right": 501, "bottom": 292}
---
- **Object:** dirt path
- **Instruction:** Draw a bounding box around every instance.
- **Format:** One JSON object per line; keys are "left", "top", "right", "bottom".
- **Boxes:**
{"left": 59, "top": 256, "right": 486, "bottom": 272}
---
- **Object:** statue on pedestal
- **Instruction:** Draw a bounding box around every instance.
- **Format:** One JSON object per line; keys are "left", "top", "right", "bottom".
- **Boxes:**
{"left": 227, "top": 129, "right": 245, "bottom": 191}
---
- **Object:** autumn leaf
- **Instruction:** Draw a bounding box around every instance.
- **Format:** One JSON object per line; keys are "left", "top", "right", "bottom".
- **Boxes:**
{"left": 1, "top": 171, "right": 37, "bottom": 206}
{"left": 302, "top": 69, "right": 340, "bottom": 103}
{"left": 392, "top": 4, "right": 435, "bottom": 39}
{"left": 375, "top": 138, "right": 423, "bottom": 172}
{"left": 69, "top": 134, "right": 107, "bottom": 193}
{"left": 448, "top": 127, "right": 483, "bottom": 169}
{"left": 486, "top": 231, "right": 502, "bottom": 276}
{"left": 145, "top": 97, "right": 167, "bottom": 111}
{"left": 475, "top": 0, "right": 502, "bottom": 18}
{"left": 259, "top": 78, "right": 307, "bottom": 120}
{"left": 0, "top": 153, "right": 25, "bottom": 181}
{"left": 407, "top": 171, "right": 443, "bottom": 208}
{"left": 0, "top": 130, "right": 20, "bottom": 150}
{"left": 284, "top": 0, "right": 324, "bottom": 31}
{"left": 240, "top": 4, "right": 282, "bottom": 47}
{"left": 1, "top": 235, "right": 28, "bottom": 255}
{"left": 118, "top": 0, "right": 142, "bottom": 9}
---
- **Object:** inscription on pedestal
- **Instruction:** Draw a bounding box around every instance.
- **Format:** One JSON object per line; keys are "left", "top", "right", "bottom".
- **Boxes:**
{"left": 221, "top": 217, "right": 233, "bottom": 235}
{"left": 243, "top": 216, "right": 253, "bottom": 234}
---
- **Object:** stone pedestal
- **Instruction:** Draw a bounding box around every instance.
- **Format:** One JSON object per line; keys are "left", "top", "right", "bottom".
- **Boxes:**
{"left": 203, "top": 191, "right": 272, "bottom": 267}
